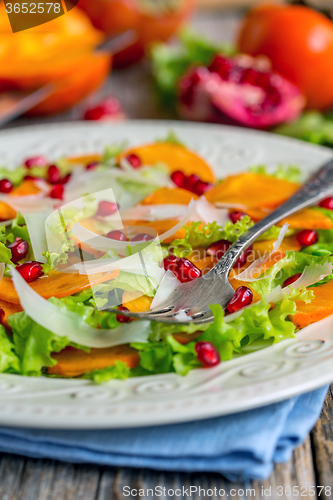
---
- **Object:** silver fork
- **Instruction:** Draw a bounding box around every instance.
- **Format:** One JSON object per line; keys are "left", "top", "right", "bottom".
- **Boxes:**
{"left": 115, "top": 158, "right": 333, "bottom": 324}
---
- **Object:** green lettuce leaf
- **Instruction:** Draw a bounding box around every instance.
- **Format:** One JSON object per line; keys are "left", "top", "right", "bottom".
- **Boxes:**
{"left": 250, "top": 251, "right": 333, "bottom": 296}
{"left": 0, "top": 166, "right": 27, "bottom": 186}
{"left": 170, "top": 217, "right": 282, "bottom": 256}
{"left": 249, "top": 164, "right": 301, "bottom": 183}
{"left": 83, "top": 361, "right": 130, "bottom": 383}
{"left": 131, "top": 293, "right": 300, "bottom": 377}
{"left": 151, "top": 29, "right": 234, "bottom": 105}
{"left": 276, "top": 111, "right": 333, "bottom": 148}
{"left": 8, "top": 312, "right": 71, "bottom": 376}
{"left": 0, "top": 325, "right": 20, "bottom": 373}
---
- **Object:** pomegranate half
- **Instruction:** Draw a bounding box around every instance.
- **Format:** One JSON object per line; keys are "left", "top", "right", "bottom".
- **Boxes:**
{"left": 178, "top": 54, "right": 305, "bottom": 129}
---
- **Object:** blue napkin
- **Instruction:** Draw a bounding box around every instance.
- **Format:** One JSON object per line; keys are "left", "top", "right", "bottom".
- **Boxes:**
{"left": 0, "top": 386, "right": 327, "bottom": 481}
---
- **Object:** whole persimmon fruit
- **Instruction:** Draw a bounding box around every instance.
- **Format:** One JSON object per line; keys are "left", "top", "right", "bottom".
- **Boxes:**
{"left": 78, "top": 0, "right": 194, "bottom": 67}
{"left": 238, "top": 4, "right": 333, "bottom": 110}
{"left": 0, "top": 4, "right": 111, "bottom": 115}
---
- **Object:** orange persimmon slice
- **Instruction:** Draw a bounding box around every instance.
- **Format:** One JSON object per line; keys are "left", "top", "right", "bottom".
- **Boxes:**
{"left": 0, "top": 269, "right": 120, "bottom": 305}
{"left": 118, "top": 143, "right": 215, "bottom": 183}
{"left": 48, "top": 344, "right": 139, "bottom": 377}
{"left": 66, "top": 154, "right": 102, "bottom": 165}
{"left": 0, "top": 179, "right": 44, "bottom": 220}
{"left": 293, "top": 281, "right": 333, "bottom": 329}
{"left": 246, "top": 206, "right": 333, "bottom": 230}
{"left": 140, "top": 187, "right": 198, "bottom": 206}
{"left": 0, "top": 299, "right": 23, "bottom": 329}
{"left": 122, "top": 291, "right": 153, "bottom": 312}
{"left": 253, "top": 236, "right": 301, "bottom": 255}
{"left": 206, "top": 173, "right": 300, "bottom": 209}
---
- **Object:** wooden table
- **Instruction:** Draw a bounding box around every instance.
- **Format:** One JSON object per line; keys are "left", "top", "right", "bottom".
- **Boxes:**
{"left": 1, "top": 8, "right": 333, "bottom": 500}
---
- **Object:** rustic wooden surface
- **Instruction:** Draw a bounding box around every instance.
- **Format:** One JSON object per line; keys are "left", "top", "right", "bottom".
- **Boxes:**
{"left": 1, "top": 8, "right": 333, "bottom": 500}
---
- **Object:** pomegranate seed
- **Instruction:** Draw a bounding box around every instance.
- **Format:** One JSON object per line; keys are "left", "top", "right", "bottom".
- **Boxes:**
{"left": 233, "top": 245, "right": 253, "bottom": 268}
{"left": 8, "top": 239, "right": 29, "bottom": 263}
{"left": 131, "top": 233, "right": 153, "bottom": 242}
{"left": 207, "top": 239, "right": 231, "bottom": 259}
{"left": 163, "top": 254, "right": 178, "bottom": 272}
{"left": 84, "top": 106, "right": 105, "bottom": 120}
{"left": 229, "top": 211, "right": 247, "bottom": 224}
{"left": 49, "top": 183, "right": 64, "bottom": 199}
{"left": 116, "top": 306, "right": 132, "bottom": 323}
{"left": 194, "top": 180, "right": 212, "bottom": 195}
{"left": 86, "top": 161, "right": 99, "bottom": 170}
{"left": 96, "top": 201, "right": 119, "bottom": 217}
{"left": 207, "top": 239, "right": 252, "bottom": 268}
{"left": 296, "top": 229, "right": 318, "bottom": 247}
{"left": 47, "top": 165, "right": 60, "bottom": 184}
{"left": 174, "top": 257, "right": 202, "bottom": 283}
{"left": 24, "top": 155, "right": 47, "bottom": 169}
{"left": 171, "top": 170, "right": 185, "bottom": 188}
{"left": 106, "top": 230, "right": 127, "bottom": 241}
{"left": 319, "top": 197, "right": 333, "bottom": 210}
{"left": 208, "top": 55, "right": 233, "bottom": 80}
{"left": 195, "top": 341, "right": 220, "bottom": 367}
{"left": 0, "top": 179, "right": 13, "bottom": 193}
{"left": 0, "top": 306, "right": 4, "bottom": 324}
{"left": 187, "top": 174, "right": 200, "bottom": 187}
{"left": 283, "top": 273, "right": 302, "bottom": 288}
{"left": 60, "top": 173, "right": 71, "bottom": 185}
{"left": 84, "top": 97, "right": 122, "bottom": 121}
{"left": 126, "top": 154, "right": 141, "bottom": 169}
{"left": 227, "top": 286, "right": 253, "bottom": 314}
{"left": 16, "top": 261, "right": 43, "bottom": 283}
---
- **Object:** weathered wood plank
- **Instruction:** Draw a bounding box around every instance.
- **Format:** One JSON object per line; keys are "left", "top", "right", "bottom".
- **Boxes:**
{"left": 311, "top": 387, "right": 333, "bottom": 499}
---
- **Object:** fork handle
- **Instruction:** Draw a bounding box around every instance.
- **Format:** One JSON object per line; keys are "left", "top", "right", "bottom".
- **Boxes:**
{"left": 213, "top": 158, "right": 333, "bottom": 276}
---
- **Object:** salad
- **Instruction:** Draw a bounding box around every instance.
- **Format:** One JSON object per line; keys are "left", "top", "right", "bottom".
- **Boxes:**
{"left": 0, "top": 132, "right": 333, "bottom": 384}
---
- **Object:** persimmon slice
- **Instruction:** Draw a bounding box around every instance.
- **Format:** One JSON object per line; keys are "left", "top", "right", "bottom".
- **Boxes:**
{"left": 293, "top": 281, "right": 333, "bottom": 329}
{"left": 118, "top": 143, "right": 215, "bottom": 183}
{"left": 122, "top": 291, "right": 153, "bottom": 312}
{"left": 140, "top": 187, "right": 198, "bottom": 205}
{"left": 246, "top": 206, "right": 333, "bottom": 230}
{"left": 48, "top": 344, "right": 139, "bottom": 377}
{"left": 0, "top": 269, "right": 120, "bottom": 305}
{"left": 0, "top": 299, "right": 23, "bottom": 329}
{"left": 0, "top": 180, "right": 44, "bottom": 220}
{"left": 206, "top": 173, "right": 300, "bottom": 208}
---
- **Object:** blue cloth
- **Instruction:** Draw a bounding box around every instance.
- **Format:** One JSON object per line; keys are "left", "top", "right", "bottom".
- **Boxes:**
{"left": 0, "top": 386, "right": 327, "bottom": 481}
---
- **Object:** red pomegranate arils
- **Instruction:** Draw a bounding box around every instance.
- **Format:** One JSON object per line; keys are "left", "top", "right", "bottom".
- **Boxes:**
{"left": 283, "top": 273, "right": 302, "bottom": 288}
{"left": 229, "top": 211, "right": 247, "bottom": 224}
{"left": 126, "top": 154, "right": 141, "bottom": 169}
{"left": 296, "top": 230, "right": 318, "bottom": 247}
{"left": 174, "top": 257, "right": 202, "bottom": 283}
{"left": 96, "top": 201, "right": 119, "bottom": 217}
{"left": 47, "top": 165, "right": 61, "bottom": 184}
{"left": 16, "top": 261, "right": 43, "bottom": 283}
{"left": 106, "top": 230, "right": 127, "bottom": 241}
{"left": 319, "top": 197, "right": 333, "bottom": 210}
{"left": 131, "top": 233, "right": 153, "bottom": 242}
{"left": 171, "top": 170, "right": 185, "bottom": 188}
{"left": 24, "top": 155, "right": 47, "bottom": 169}
{"left": 49, "top": 184, "right": 64, "bottom": 200}
{"left": 8, "top": 239, "right": 29, "bottom": 264}
{"left": 116, "top": 306, "right": 133, "bottom": 323}
{"left": 86, "top": 161, "right": 99, "bottom": 171}
{"left": 227, "top": 286, "right": 253, "bottom": 314}
{"left": 163, "top": 254, "right": 178, "bottom": 272}
{"left": 195, "top": 341, "right": 220, "bottom": 367}
{"left": 0, "top": 179, "right": 13, "bottom": 193}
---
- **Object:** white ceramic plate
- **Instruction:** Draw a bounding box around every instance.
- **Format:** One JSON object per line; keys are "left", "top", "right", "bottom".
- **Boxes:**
{"left": 0, "top": 120, "right": 333, "bottom": 429}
